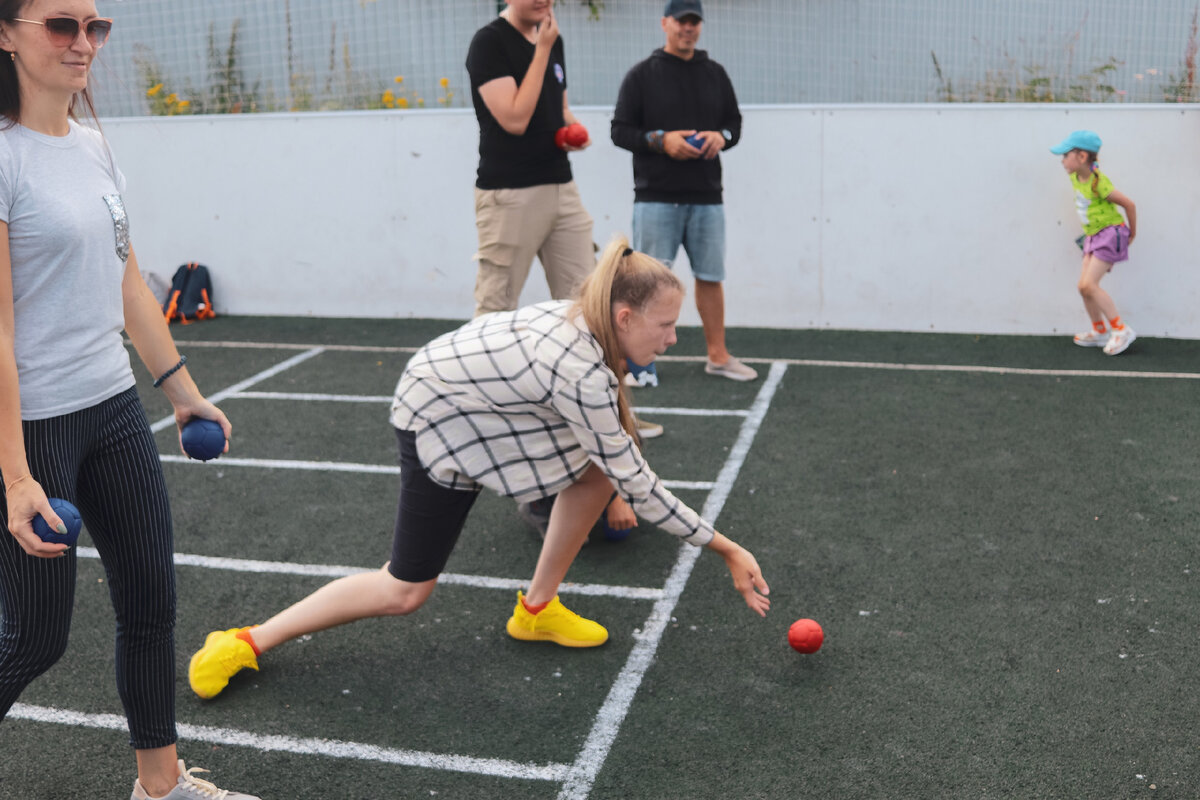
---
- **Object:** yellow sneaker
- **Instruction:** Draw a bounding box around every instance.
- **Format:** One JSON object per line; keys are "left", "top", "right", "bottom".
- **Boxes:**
{"left": 188, "top": 627, "right": 259, "bottom": 699}
{"left": 505, "top": 592, "right": 608, "bottom": 647}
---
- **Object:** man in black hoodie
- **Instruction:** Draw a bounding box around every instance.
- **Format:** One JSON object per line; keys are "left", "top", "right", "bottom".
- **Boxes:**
{"left": 611, "top": 0, "right": 757, "bottom": 384}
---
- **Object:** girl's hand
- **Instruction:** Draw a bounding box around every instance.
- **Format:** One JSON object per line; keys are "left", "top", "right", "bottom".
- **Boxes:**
{"left": 707, "top": 532, "right": 771, "bottom": 617}
{"left": 174, "top": 400, "right": 232, "bottom": 458}
{"left": 605, "top": 496, "right": 637, "bottom": 531}
{"left": 5, "top": 477, "right": 70, "bottom": 558}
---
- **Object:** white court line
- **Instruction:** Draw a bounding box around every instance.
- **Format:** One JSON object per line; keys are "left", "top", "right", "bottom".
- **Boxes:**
{"left": 170, "top": 339, "right": 422, "bottom": 354}
{"left": 775, "top": 358, "right": 1200, "bottom": 380}
{"left": 556, "top": 361, "right": 788, "bottom": 800}
{"left": 150, "top": 347, "right": 326, "bottom": 433}
{"left": 230, "top": 391, "right": 750, "bottom": 418}
{"left": 74, "top": 547, "right": 664, "bottom": 601}
{"left": 168, "top": 338, "right": 1200, "bottom": 380}
{"left": 159, "top": 454, "right": 399, "bottom": 475}
{"left": 234, "top": 391, "right": 393, "bottom": 403}
{"left": 8, "top": 703, "right": 570, "bottom": 782}
{"left": 157, "top": 454, "right": 714, "bottom": 492}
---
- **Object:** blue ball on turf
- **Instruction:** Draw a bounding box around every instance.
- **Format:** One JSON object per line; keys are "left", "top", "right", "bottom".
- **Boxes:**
{"left": 181, "top": 418, "right": 225, "bottom": 461}
{"left": 33, "top": 498, "right": 82, "bottom": 546}
{"left": 685, "top": 133, "right": 706, "bottom": 149}
{"left": 602, "top": 517, "right": 631, "bottom": 542}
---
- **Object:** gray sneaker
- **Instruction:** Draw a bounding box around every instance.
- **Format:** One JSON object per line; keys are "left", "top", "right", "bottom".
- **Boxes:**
{"left": 131, "top": 760, "right": 260, "bottom": 799}
{"left": 704, "top": 356, "right": 758, "bottom": 381}
{"left": 517, "top": 496, "right": 555, "bottom": 539}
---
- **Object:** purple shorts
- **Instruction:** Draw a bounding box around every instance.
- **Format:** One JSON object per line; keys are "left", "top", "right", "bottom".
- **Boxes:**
{"left": 1083, "top": 224, "right": 1130, "bottom": 265}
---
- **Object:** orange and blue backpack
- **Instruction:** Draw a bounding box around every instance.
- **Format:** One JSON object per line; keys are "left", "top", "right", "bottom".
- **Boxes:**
{"left": 162, "top": 262, "right": 216, "bottom": 324}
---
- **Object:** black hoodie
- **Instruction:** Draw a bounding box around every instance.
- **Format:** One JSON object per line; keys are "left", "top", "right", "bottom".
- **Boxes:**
{"left": 611, "top": 48, "right": 742, "bottom": 204}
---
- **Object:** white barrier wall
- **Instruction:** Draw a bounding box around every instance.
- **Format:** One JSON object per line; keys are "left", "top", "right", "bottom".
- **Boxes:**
{"left": 103, "top": 105, "right": 1200, "bottom": 337}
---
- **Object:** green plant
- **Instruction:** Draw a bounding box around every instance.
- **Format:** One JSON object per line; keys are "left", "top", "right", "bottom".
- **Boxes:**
{"left": 1163, "top": 6, "right": 1198, "bottom": 102}
{"left": 932, "top": 50, "right": 1122, "bottom": 103}
{"left": 195, "top": 18, "right": 260, "bottom": 114}
{"left": 134, "top": 47, "right": 191, "bottom": 115}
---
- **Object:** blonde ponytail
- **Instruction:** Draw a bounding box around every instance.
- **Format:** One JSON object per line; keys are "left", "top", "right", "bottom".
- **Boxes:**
{"left": 573, "top": 236, "right": 683, "bottom": 440}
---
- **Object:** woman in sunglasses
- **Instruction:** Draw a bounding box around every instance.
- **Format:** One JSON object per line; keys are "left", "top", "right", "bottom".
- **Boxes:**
{"left": 0, "top": 2, "right": 258, "bottom": 799}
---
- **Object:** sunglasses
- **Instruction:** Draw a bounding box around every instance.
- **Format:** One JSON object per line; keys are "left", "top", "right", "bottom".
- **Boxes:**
{"left": 11, "top": 16, "right": 113, "bottom": 48}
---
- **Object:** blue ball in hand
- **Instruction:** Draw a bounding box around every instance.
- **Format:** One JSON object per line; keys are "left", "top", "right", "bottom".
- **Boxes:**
{"left": 33, "top": 498, "right": 83, "bottom": 546}
{"left": 181, "top": 418, "right": 225, "bottom": 461}
{"left": 685, "top": 133, "right": 706, "bottom": 149}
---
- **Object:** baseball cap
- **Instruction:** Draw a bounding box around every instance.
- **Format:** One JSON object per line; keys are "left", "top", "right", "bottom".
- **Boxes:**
{"left": 664, "top": 0, "right": 703, "bottom": 20}
{"left": 1050, "top": 130, "right": 1102, "bottom": 155}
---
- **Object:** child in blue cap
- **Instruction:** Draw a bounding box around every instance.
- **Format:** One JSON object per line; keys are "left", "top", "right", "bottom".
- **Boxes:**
{"left": 1050, "top": 130, "right": 1138, "bottom": 355}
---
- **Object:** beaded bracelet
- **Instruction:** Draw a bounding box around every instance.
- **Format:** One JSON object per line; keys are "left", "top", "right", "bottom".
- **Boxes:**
{"left": 153, "top": 355, "right": 188, "bottom": 388}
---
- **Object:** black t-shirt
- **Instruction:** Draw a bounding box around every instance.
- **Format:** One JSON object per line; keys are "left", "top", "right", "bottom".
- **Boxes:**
{"left": 466, "top": 18, "right": 572, "bottom": 189}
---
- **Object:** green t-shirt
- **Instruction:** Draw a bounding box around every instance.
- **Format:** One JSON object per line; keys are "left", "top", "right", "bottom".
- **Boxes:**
{"left": 1070, "top": 171, "right": 1126, "bottom": 236}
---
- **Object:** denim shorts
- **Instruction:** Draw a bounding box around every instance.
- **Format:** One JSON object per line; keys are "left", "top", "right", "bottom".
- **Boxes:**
{"left": 632, "top": 202, "right": 726, "bottom": 282}
{"left": 1083, "top": 224, "right": 1130, "bottom": 265}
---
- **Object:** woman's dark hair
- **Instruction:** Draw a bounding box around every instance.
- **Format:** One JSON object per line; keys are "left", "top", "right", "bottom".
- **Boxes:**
{"left": 0, "top": 1, "right": 101, "bottom": 126}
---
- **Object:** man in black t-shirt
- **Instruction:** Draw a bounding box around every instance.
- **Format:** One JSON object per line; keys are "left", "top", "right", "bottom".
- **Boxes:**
{"left": 465, "top": 0, "right": 594, "bottom": 318}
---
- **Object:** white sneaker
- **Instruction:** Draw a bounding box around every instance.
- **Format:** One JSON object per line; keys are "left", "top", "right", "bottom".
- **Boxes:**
{"left": 623, "top": 367, "right": 659, "bottom": 387}
{"left": 704, "top": 356, "right": 758, "bottom": 381}
{"left": 1073, "top": 329, "right": 1110, "bottom": 347}
{"left": 131, "top": 760, "right": 260, "bottom": 799}
{"left": 1103, "top": 326, "right": 1136, "bottom": 355}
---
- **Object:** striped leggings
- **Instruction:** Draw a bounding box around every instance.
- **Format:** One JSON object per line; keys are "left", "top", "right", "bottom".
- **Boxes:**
{"left": 0, "top": 387, "right": 177, "bottom": 749}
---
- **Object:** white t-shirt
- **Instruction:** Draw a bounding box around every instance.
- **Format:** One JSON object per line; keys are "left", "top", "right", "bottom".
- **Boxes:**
{"left": 0, "top": 120, "right": 136, "bottom": 420}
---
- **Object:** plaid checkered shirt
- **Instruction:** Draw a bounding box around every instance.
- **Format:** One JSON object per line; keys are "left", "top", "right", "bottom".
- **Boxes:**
{"left": 390, "top": 301, "right": 715, "bottom": 545}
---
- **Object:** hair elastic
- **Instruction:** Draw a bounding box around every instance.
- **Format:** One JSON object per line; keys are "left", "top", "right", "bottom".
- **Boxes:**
{"left": 153, "top": 355, "right": 188, "bottom": 388}
{"left": 622, "top": 247, "right": 633, "bottom": 257}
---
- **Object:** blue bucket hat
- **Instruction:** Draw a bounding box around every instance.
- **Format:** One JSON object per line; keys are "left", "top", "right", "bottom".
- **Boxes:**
{"left": 1050, "top": 130, "right": 1102, "bottom": 155}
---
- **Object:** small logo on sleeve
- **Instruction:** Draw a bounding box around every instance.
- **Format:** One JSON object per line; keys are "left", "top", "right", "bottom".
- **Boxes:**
{"left": 554, "top": 63, "right": 565, "bottom": 84}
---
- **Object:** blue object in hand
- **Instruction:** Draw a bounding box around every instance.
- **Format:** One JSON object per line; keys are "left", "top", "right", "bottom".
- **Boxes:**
{"left": 181, "top": 418, "right": 225, "bottom": 461}
{"left": 602, "top": 517, "right": 631, "bottom": 542}
{"left": 33, "top": 498, "right": 82, "bottom": 546}
{"left": 685, "top": 133, "right": 706, "bottom": 149}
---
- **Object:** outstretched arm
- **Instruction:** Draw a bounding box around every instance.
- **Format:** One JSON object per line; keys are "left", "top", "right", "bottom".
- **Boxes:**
{"left": 707, "top": 531, "right": 771, "bottom": 617}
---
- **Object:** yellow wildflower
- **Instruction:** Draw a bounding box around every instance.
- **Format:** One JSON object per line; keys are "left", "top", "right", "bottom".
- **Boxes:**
{"left": 397, "top": 97, "right": 409, "bottom": 108}
{"left": 177, "top": 100, "right": 190, "bottom": 110}
{"left": 394, "top": 75, "right": 404, "bottom": 84}
{"left": 165, "top": 93, "right": 178, "bottom": 104}
{"left": 146, "top": 83, "right": 163, "bottom": 97}
{"left": 439, "top": 77, "right": 449, "bottom": 88}
{"left": 382, "top": 89, "right": 395, "bottom": 103}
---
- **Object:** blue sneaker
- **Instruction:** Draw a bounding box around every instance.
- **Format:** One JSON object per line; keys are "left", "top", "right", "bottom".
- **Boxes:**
{"left": 623, "top": 360, "right": 658, "bottom": 387}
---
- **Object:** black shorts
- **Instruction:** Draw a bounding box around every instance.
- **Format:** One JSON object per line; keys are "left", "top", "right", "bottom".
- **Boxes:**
{"left": 388, "top": 429, "right": 480, "bottom": 583}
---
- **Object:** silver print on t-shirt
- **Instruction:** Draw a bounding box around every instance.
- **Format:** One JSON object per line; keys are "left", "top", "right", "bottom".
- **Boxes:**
{"left": 103, "top": 193, "right": 129, "bottom": 263}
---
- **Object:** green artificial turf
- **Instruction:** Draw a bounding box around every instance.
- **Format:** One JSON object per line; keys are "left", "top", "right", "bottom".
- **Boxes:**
{"left": 3, "top": 318, "right": 1197, "bottom": 799}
